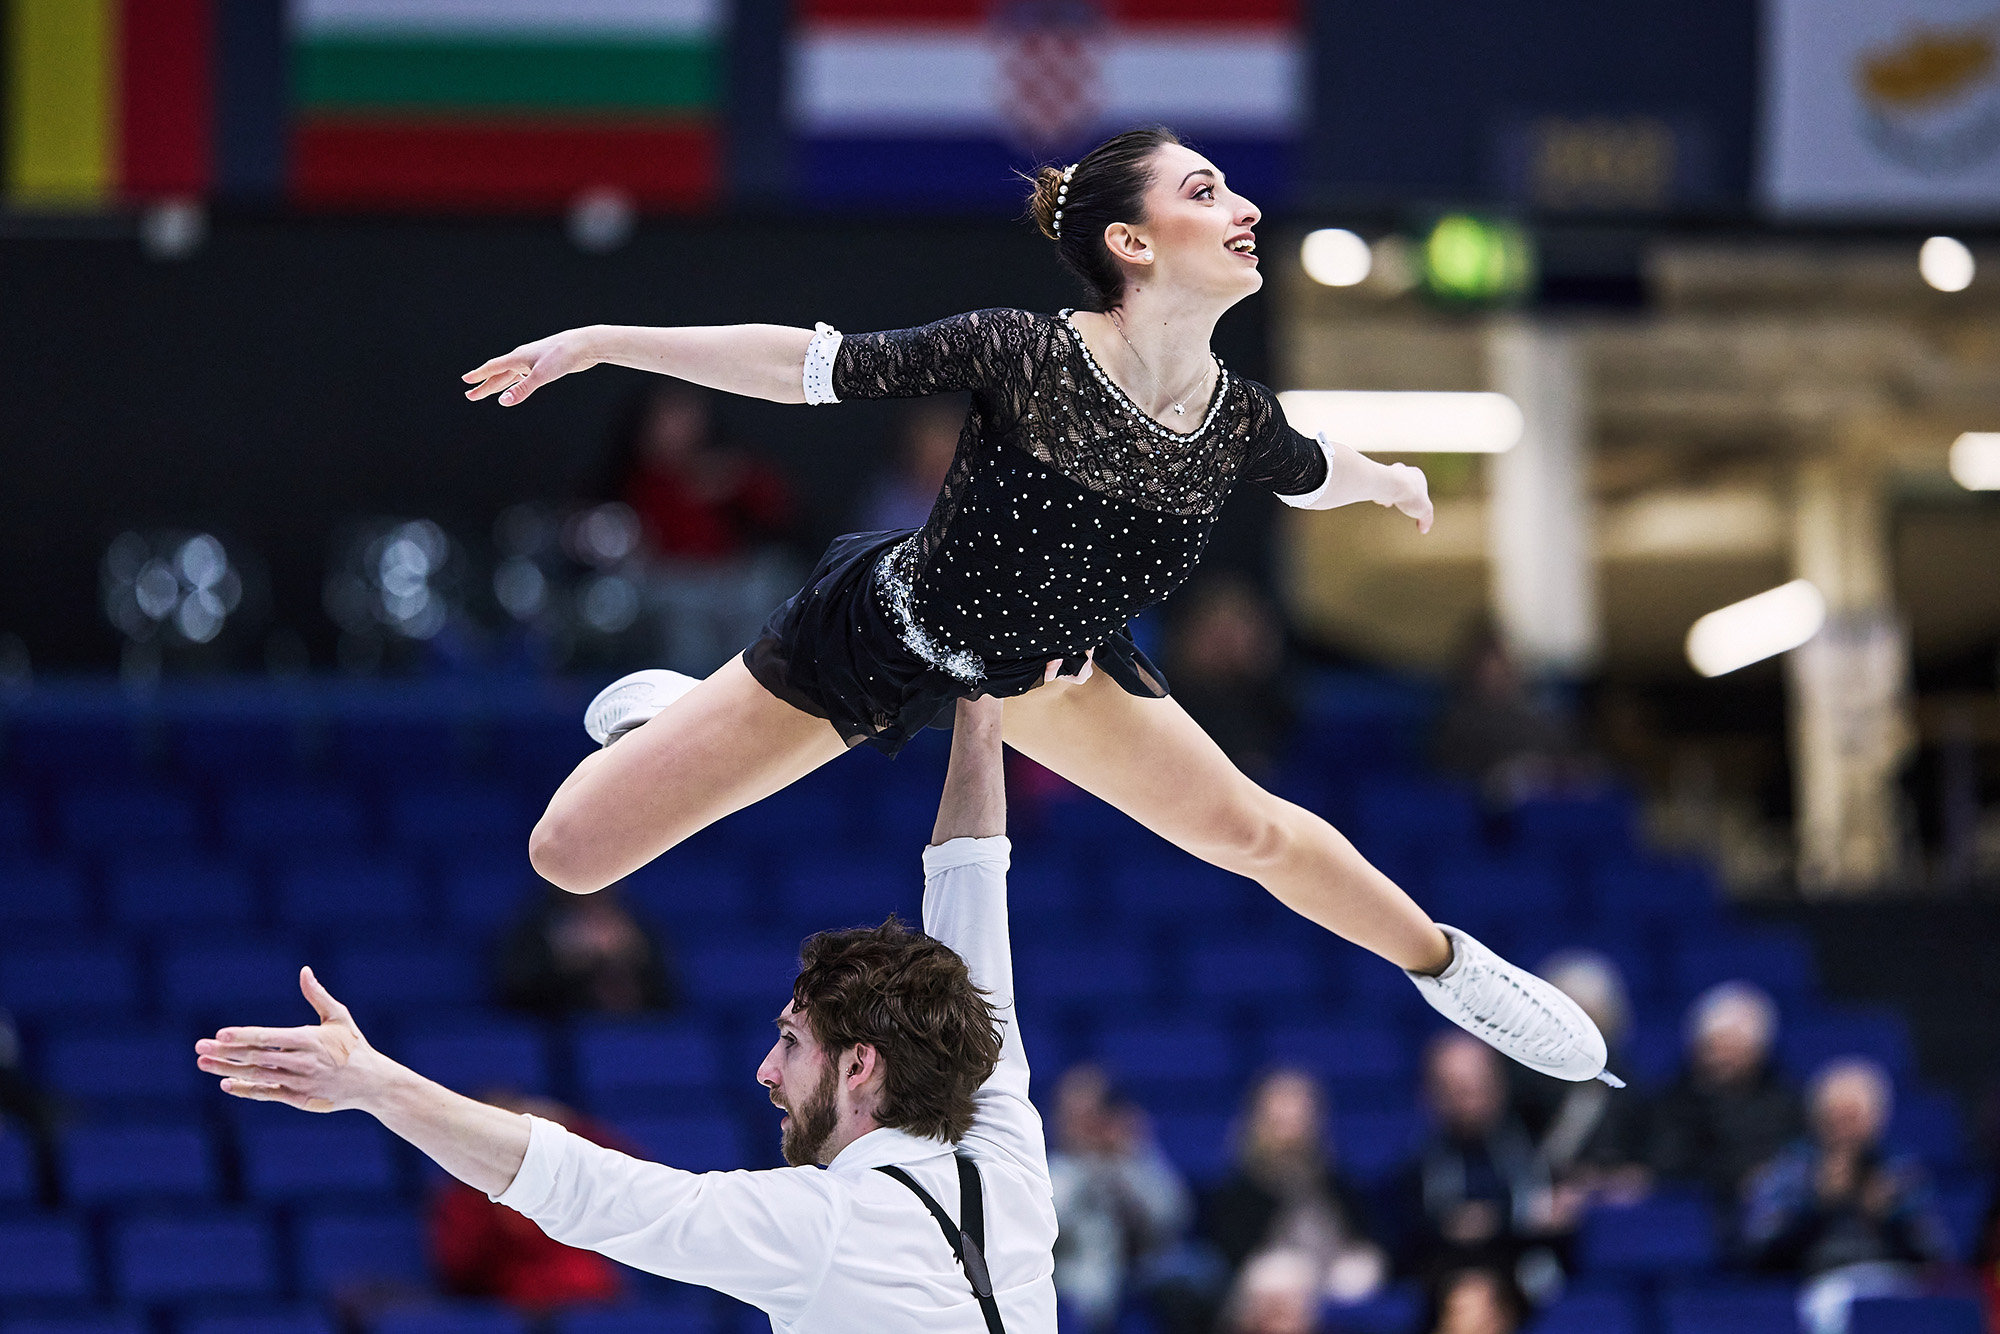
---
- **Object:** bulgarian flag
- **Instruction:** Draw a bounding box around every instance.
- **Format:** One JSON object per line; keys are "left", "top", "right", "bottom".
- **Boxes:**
{"left": 790, "top": 0, "right": 1304, "bottom": 207}
{"left": 292, "top": 0, "right": 723, "bottom": 210}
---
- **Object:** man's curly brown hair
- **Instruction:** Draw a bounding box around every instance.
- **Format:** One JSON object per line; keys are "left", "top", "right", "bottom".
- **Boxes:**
{"left": 792, "top": 915, "right": 1002, "bottom": 1143}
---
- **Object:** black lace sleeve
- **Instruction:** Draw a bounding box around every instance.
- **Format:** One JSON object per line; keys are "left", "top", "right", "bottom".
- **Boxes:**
{"left": 831, "top": 308, "right": 1048, "bottom": 401}
{"left": 1237, "top": 379, "right": 1329, "bottom": 497}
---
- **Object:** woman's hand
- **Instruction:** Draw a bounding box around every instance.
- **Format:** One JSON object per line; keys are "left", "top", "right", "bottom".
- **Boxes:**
{"left": 194, "top": 967, "right": 389, "bottom": 1113}
{"left": 1041, "top": 648, "right": 1097, "bottom": 687}
{"left": 1377, "top": 460, "right": 1434, "bottom": 534}
{"left": 463, "top": 327, "right": 603, "bottom": 406}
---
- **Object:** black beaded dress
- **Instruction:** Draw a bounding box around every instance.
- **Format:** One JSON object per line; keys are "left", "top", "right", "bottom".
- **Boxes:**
{"left": 742, "top": 307, "right": 1330, "bottom": 754}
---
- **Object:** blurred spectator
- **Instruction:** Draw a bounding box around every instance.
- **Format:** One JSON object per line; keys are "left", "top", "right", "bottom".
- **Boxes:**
{"left": 1431, "top": 621, "right": 1596, "bottom": 801}
{"left": 1425, "top": 1266, "right": 1523, "bottom": 1334}
{"left": 431, "top": 1093, "right": 624, "bottom": 1311}
{"left": 0, "top": 1007, "right": 57, "bottom": 1205}
{"left": 1047, "top": 1064, "right": 1193, "bottom": 1331}
{"left": 858, "top": 399, "right": 961, "bottom": 532}
{"left": 1513, "top": 952, "right": 1649, "bottom": 1204}
{"left": 1203, "top": 1069, "right": 1385, "bottom": 1303}
{"left": 1649, "top": 982, "right": 1803, "bottom": 1209}
{"left": 1165, "top": 576, "right": 1295, "bottom": 776}
{"left": 1221, "top": 1249, "right": 1321, "bottom": 1334}
{"left": 1742, "top": 1059, "right": 1953, "bottom": 1334}
{"left": 608, "top": 381, "right": 800, "bottom": 672}
{"left": 497, "top": 884, "right": 678, "bottom": 1017}
{"left": 1387, "top": 1034, "right": 1568, "bottom": 1302}
{"left": 612, "top": 381, "right": 795, "bottom": 560}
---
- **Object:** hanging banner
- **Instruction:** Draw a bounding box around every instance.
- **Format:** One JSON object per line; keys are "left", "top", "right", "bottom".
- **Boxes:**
{"left": 1766, "top": 0, "right": 2000, "bottom": 216}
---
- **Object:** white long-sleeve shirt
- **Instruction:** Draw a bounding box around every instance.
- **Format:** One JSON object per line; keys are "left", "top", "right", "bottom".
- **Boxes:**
{"left": 493, "top": 835, "right": 1059, "bottom": 1332}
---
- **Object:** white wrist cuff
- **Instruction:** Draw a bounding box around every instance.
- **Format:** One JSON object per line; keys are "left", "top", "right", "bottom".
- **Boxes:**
{"left": 803, "top": 322, "right": 843, "bottom": 405}
{"left": 1278, "top": 431, "right": 1344, "bottom": 509}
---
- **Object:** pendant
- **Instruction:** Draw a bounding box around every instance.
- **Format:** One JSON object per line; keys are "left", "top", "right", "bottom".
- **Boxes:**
{"left": 1172, "top": 403, "right": 1186, "bottom": 415}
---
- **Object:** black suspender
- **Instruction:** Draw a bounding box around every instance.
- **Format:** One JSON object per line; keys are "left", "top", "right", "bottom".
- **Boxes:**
{"left": 875, "top": 1153, "right": 1006, "bottom": 1334}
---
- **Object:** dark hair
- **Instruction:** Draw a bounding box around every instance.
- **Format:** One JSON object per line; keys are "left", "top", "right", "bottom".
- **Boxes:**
{"left": 1025, "top": 125, "right": 1183, "bottom": 309}
{"left": 792, "top": 915, "right": 1002, "bottom": 1143}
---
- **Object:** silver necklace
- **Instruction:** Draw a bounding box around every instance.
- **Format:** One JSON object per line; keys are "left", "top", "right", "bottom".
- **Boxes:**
{"left": 1108, "top": 311, "right": 1214, "bottom": 417}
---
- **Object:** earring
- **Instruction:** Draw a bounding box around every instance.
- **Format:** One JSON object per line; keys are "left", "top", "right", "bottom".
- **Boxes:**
{"left": 1139, "top": 249, "right": 1154, "bottom": 261}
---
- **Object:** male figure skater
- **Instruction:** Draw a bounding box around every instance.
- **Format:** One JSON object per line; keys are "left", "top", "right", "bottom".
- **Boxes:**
{"left": 194, "top": 694, "right": 1055, "bottom": 1331}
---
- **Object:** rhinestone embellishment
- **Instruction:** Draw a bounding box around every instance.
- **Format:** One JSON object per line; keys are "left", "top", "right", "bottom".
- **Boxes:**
{"left": 874, "top": 536, "right": 986, "bottom": 684}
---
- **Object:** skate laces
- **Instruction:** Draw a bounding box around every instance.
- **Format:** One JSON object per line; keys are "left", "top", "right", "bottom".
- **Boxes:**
{"left": 1453, "top": 956, "right": 1581, "bottom": 1065}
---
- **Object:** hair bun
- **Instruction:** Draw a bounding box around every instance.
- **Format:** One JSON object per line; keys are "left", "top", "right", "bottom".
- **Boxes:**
{"left": 1026, "top": 164, "right": 1066, "bottom": 242}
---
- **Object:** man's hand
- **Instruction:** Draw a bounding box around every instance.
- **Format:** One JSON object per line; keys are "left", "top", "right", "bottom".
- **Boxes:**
{"left": 194, "top": 967, "right": 389, "bottom": 1113}
{"left": 932, "top": 694, "right": 1007, "bottom": 844}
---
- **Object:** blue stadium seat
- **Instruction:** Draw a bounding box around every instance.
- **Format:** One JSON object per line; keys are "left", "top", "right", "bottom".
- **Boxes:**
{"left": 1849, "top": 1296, "right": 1984, "bottom": 1334}
{"left": 46, "top": 1032, "right": 202, "bottom": 1110}
{"left": 1016, "top": 944, "right": 1151, "bottom": 1005}
{"left": 181, "top": 1310, "right": 338, "bottom": 1334}
{"left": 4, "top": 710, "right": 143, "bottom": 780}
{"left": 777, "top": 856, "right": 917, "bottom": 931}
{"left": 112, "top": 1212, "right": 276, "bottom": 1302}
{"left": 327, "top": 942, "right": 483, "bottom": 1014}
{"left": 221, "top": 787, "right": 367, "bottom": 851}
{"left": 1658, "top": 1284, "right": 1800, "bottom": 1334}
{"left": 575, "top": 1020, "right": 724, "bottom": 1104}
{"left": 1588, "top": 858, "right": 1719, "bottom": 925}
{"left": 398, "top": 1021, "right": 551, "bottom": 1097}
{"left": 0, "top": 1216, "right": 92, "bottom": 1302}
{"left": 492, "top": 715, "right": 594, "bottom": 792}
{"left": 0, "top": 943, "right": 139, "bottom": 1018}
{"left": 1108, "top": 860, "right": 1263, "bottom": 927}
{"left": 614, "top": 1115, "right": 750, "bottom": 1173}
{"left": 1185, "top": 941, "right": 1318, "bottom": 1003}
{"left": 59, "top": 788, "right": 200, "bottom": 854}
{"left": 619, "top": 861, "right": 755, "bottom": 932}
{"left": 107, "top": 861, "right": 253, "bottom": 928}
{"left": 1263, "top": 1023, "right": 1414, "bottom": 1086}
{"left": 1935, "top": 1178, "right": 1990, "bottom": 1260}
{"left": 1330, "top": 1109, "right": 1421, "bottom": 1184}
{"left": 0, "top": 792, "right": 36, "bottom": 855}
{"left": 441, "top": 861, "right": 542, "bottom": 935}
{"left": 168, "top": 712, "right": 305, "bottom": 781}
{"left": 1510, "top": 793, "right": 1640, "bottom": 859}
{"left": 0, "top": 1315, "right": 148, "bottom": 1334}
{"left": 1319, "top": 1283, "right": 1421, "bottom": 1334}
{"left": 550, "top": 1304, "right": 719, "bottom": 1334}
{"left": 684, "top": 942, "right": 802, "bottom": 1008}
{"left": 1887, "top": 1088, "right": 1965, "bottom": 1169}
{"left": 0, "top": 861, "right": 84, "bottom": 929}
{"left": 1779, "top": 1008, "right": 1913, "bottom": 1081}
{"left": 1151, "top": 1110, "right": 1233, "bottom": 1183}
{"left": 1428, "top": 860, "right": 1573, "bottom": 933}
{"left": 0, "top": 1127, "right": 34, "bottom": 1203}
{"left": 1523, "top": 1291, "right": 1641, "bottom": 1334}
{"left": 375, "top": 1305, "right": 531, "bottom": 1334}
{"left": 1350, "top": 781, "right": 1481, "bottom": 861}
{"left": 157, "top": 940, "right": 309, "bottom": 1020}
{"left": 276, "top": 856, "right": 426, "bottom": 931}
{"left": 1579, "top": 1195, "right": 1716, "bottom": 1274}
{"left": 1672, "top": 927, "right": 1816, "bottom": 1000}
{"left": 238, "top": 1116, "right": 400, "bottom": 1200}
{"left": 1001, "top": 864, "right": 1083, "bottom": 923}
{"left": 1094, "top": 1019, "right": 1236, "bottom": 1086}
{"left": 386, "top": 786, "right": 531, "bottom": 852}
{"left": 294, "top": 1210, "right": 427, "bottom": 1296}
{"left": 328, "top": 713, "right": 464, "bottom": 780}
{"left": 62, "top": 1124, "right": 216, "bottom": 1204}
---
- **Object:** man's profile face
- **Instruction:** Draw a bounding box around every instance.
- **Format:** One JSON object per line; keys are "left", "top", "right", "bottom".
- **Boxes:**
{"left": 758, "top": 1002, "right": 843, "bottom": 1166}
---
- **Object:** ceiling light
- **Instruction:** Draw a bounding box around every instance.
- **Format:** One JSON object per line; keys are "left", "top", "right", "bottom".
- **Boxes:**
{"left": 1300, "top": 229, "right": 1373, "bottom": 287}
{"left": 1685, "top": 580, "right": 1826, "bottom": 677}
{"left": 1277, "top": 390, "right": 1525, "bottom": 453}
{"left": 1920, "top": 236, "right": 1974, "bottom": 292}
{"left": 1949, "top": 432, "right": 2000, "bottom": 490}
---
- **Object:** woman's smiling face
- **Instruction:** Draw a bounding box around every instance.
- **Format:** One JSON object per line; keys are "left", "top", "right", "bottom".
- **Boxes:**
{"left": 1122, "top": 141, "right": 1263, "bottom": 304}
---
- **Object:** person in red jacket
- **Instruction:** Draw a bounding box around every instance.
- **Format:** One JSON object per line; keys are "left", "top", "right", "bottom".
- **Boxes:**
{"left": 429, "top": 1094, "right": 624, "bottom": 1312}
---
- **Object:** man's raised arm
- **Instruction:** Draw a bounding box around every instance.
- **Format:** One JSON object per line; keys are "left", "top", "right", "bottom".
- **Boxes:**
{"left": 922, "top": 695, "right": 1045, "bottom": 1178}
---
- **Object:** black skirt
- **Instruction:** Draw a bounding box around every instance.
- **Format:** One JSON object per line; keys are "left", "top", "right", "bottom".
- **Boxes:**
{"left": 742, "top": 529, "right": 1171, "bottom": 755}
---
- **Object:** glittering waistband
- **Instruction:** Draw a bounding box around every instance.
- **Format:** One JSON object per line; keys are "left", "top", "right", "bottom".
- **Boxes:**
{"left": 873, "top": 536, "right": 986, "bottom": 685}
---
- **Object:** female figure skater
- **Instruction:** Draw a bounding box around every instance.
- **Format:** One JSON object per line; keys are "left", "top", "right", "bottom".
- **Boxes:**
{"left": 464, "top": 128, "right": 1617, "bottom": 1084}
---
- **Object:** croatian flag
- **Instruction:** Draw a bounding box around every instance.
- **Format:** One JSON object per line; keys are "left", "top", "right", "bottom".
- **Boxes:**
{"left": 790, "top": 0, "right": 1305, "bottom": 209}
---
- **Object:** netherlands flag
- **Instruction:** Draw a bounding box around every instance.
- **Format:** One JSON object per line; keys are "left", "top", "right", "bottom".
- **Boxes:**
{"left": 790, "top": 0, "right": 1306, "bottom": 209}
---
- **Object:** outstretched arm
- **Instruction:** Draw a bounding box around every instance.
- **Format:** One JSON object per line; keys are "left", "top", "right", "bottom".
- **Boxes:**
{"left": 463, "top": 323, "right": 816, "bottom": 407}
{"left": 932, "top": 694, "right": 1007, "bottom": 844}
{"left": 194, "top": 968, "right": 530, "bottom": 1196}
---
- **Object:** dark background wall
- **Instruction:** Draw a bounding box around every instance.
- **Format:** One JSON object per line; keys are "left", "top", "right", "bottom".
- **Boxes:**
{"left": 2, "top": 216, "right": 1275, "bottom": 668}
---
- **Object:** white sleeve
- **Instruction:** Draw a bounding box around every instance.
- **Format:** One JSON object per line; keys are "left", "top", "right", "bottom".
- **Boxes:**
{"left": 1277, "top": 431, "right": 1409, "bottom": 511}
{"left": 803, "top": 322, "right": 844, "bottom": 405}
{"left": 921, "top": 835, "right": 1048, "bottom": 1184}
{"left": 494, "top": 1116, "right": 843, "bottom": 1319}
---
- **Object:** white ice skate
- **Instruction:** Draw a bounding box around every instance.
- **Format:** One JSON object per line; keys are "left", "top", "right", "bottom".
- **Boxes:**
{"left": 1408, "top": 924, "right": 1623, "bottom": 1085}
{"left": 584, "top": 669, "right": 701, "bottom": 747}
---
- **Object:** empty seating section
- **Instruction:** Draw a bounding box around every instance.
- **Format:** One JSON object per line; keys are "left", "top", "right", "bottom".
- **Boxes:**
{"left": 0, "top": 677, "right": 1988, "bottom": 1334}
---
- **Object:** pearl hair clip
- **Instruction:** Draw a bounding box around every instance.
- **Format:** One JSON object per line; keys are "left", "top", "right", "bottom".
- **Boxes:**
{"left": 1052, "top": 162, "right": 1076, "bottom": 235}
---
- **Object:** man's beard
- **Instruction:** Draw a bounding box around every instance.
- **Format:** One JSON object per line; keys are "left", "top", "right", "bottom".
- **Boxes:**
{"left": 778, "top": 1056, "right": 842, "bottom": 1167}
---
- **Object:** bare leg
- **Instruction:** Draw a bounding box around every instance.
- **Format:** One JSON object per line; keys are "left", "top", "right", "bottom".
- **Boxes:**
{"left": 1002, "top": 670, "right": 1452, "bottom": 974}
{"left": 530, "top": 655, "right": 848, "bottom": 893}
